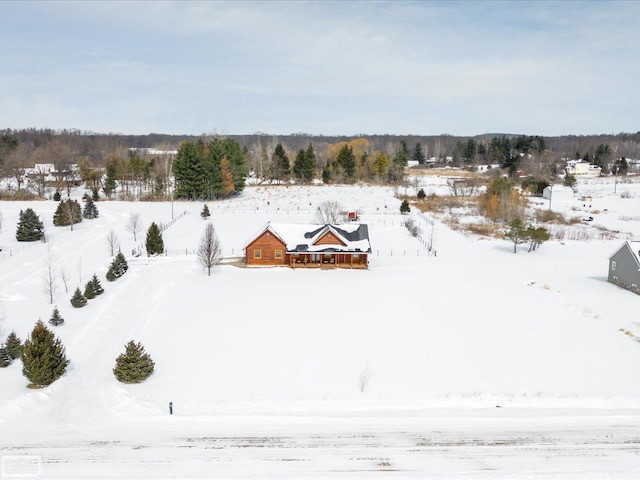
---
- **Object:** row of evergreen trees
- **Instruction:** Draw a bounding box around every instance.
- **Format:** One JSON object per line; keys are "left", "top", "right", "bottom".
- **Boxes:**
{"left": 16, "top": 198, "right": 99, "bottom": 242}
{"left": 70, "top": 274, "right": 105, "bottom": 308}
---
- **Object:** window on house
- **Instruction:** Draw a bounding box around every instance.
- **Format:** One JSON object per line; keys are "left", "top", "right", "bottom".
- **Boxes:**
{"left": 612, "top": 261, "right": 616, "bottom": 271}
{"left": 254, "top": 249, "right": 262, "bottom": 259}
{"left": 275, "top": 250, "right": 282, "bottom": 259}
{"left": 353, "top": 254, "right": 360, "bottom": 260}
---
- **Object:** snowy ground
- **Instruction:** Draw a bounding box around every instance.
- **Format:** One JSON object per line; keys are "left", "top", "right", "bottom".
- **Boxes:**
{"left": 1, "top": 177, "right": 640, "bottom": 478}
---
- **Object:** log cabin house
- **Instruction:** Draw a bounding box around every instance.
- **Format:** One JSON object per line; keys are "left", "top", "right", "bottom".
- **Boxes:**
{"left": 244, "top": 223, "right": 371, "bottom": 269}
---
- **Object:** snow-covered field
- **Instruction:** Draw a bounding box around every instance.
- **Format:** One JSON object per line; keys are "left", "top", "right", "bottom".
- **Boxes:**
{"left": 1, "top": 177, "right": 640, "bottom": 478}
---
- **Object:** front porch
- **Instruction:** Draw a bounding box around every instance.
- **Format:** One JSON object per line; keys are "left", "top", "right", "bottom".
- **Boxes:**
{"left": 288, "top": 252, "right": 368, "bottom": 269}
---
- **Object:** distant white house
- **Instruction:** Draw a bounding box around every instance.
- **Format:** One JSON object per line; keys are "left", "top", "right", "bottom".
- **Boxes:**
{"left": 543, "top": 185, "right": 573, "bottom": 202}
{"left": 476, "top": 164, "right": 500, "bottom": 173}
{"left": 565, "top": 159, "right": 602, "bottom": 177}
{"left": 129, "top": 148, "right": 178, "bottom": 156}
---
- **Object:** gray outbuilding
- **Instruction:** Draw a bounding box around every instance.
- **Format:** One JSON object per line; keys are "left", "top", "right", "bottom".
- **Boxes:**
{"left": 608, "top": 240, "right": 640, "bottom": 294}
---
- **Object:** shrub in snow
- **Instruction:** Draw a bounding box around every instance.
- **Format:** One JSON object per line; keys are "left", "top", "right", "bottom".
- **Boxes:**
{"left": 113, "top": 340, "right": 155, "bottom": 384}
{"left": 49, "top": 307, "right": 64, "bottom": 326}
{"left": 21, "top": 321, "right": 69, "bottom": 387}
{"left": 0, "top": 345, "right": 11, "bottom": 368}
{"left": 201, "top": 204, "right": 211, "bottom": 219}
{"left": 4, "top": 331, "right": 22, "bottom": 359}
{"left": 417, "top": 188, "right": 426, "bottom": 200}
{"left": 89, "top": 274, "right": 104, "bottom": 296}
{"left": 400, "top": 200, "right": 411, "bottom": 214}
{"left": 83, "top": 279, "right": 97, "bottom": 300}
{"left": 70, "top": 288, "right": 87, "bottom": 308}
{"left": 106, "top": 253, "right": 128, "bottom": 281}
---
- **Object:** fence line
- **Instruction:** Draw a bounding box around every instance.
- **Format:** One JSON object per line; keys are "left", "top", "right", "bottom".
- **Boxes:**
{"left": 132, "top": 209, "right": 189, "bottom": 257}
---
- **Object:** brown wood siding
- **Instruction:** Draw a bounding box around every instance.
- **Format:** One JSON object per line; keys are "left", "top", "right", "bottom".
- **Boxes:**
{"left": 314, "top": 231, "right": 346, "bottom": 246}
{"left": 245, "top": 230, "right": 287, "bottom": 266}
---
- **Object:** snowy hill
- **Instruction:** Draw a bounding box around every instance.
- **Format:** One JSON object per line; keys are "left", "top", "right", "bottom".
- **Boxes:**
{"left": 1, "top": 179, "right": 640, "bottom": 478}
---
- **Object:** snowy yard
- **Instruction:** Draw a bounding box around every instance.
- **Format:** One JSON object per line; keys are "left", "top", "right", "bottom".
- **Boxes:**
{"left": 1, "top": 179, "right": 640, "bottom": 478}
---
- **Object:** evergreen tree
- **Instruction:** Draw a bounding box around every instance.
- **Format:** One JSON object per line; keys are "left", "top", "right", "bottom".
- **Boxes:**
{"left": 145, "top": 222, "right": 164, "bottom": 256}
{"left": 16, "top": 208, "right": 45, "bottom": 242}
{"left": 106, "top": 266, "right": 117, "bottom": 282}
{"left": 413, "top": 143, "right": 426, "bottom": 164}
{"left": 115, "top": 252, "right": 129, "bottom": 275}
{"left": 82, "top": 196, "right": 99, "bottom": 219}
{"left": 271, "top": 143, "right": 290, "bottom": 181}
{"left": 106, "top": 253, "right": 128, "bottom": 281}
{"left": 336, "top": 145, "right": 356, "bottom": 181}
{"left": 504, "top": 218, "right": 528, "bottom": 253}
{"left": 400, "top": 200, "right": 411, "bottom": 214}
{"left": 113, "top": 340, "right": 155, "bottom": 384}
{"left": 0, "top": 345, "right": 11, "bottom": 368}
{"left": 220, "top": 156, "right": 235, "bottom": 197}
{"left": 201, "top": 204, "right": 211, "bottom": 219}
{"left": 84, "top": 279, "right": 97, "bottom": 300}
{"left": 417, "top": 188, "right": 427, "bottom": 200}
{"left": 103, "top": 162, "right": 117, "bottom": 198}
{"left": 49, "top": 307, "right": 64, "bottom": 326}
{"left": 322, "top": 165, "right": 332, "bottom": 184}
{"left": 90, "top": 274, "right": 104, "bottom": 295}
{"left": 394, "top": 141, "right": 410, "bottom": 165}
{"left": 70, "top": 287, "right": 88, "bottom": 308}
{"left": 5, "top": 331, "right": 22, "bottom": 359}
{"left": 21, "top": 321, "right": 69, "bottom": 387}
{"left": 53, "top": 191, "right": 61, "bottom": 201}
{"left": 291, "top": 144, "right": 317, "bottom": 183}
{"left": 526, "top": 225, "right": 550, "bottom": 252}
{"left": 53, "top": 199, "right": 82, "bottom": 228}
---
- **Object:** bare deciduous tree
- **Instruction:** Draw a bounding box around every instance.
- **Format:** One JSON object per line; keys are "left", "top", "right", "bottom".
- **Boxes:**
{"left": 197, "top": 223, "right": 222, "bottom": 276}
{"left": 106, "top": 229, "right": 120, "bottom": 256}
{"left": 359, "top": 365, "right": 372, "bottom": 393}
{"left": 42, "top": 244, "right": 59, "bottom": 304}
{"left": 60, "top": 266, "right": 69, "bottom": 293}
{"left": 127, "top": 213, "right": 143, "bottom": 241}
{"left": 313, "top": 200, "right": 342, "bottom": 224}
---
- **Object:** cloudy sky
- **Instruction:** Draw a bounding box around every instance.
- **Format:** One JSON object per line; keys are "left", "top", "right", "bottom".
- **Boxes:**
{"left": 1, "top": 0, "right": 638, "bottom": 136}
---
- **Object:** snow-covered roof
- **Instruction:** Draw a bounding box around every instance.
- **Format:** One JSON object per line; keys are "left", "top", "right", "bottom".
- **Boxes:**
{"left": 246, "top": 223, "right": 372, "bottom": 254}
{"left": 610, "top": 240, "right": 640, "bottom": 264}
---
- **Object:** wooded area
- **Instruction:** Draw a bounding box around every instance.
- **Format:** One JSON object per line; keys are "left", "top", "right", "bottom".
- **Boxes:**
{"left": 1, "top": 128, "right": 639, "bottom": 200}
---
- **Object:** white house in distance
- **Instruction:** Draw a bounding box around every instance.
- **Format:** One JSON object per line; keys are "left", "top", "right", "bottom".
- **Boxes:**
{"left": 543, "top": 185, "right": 573, "bottom": 202}
{"left": 565, "top": 159, "right": 602, "bottom": 177}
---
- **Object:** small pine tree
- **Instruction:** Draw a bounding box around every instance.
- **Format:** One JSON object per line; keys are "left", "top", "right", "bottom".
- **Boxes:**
{"left": 113, "top": 340, "right": 155, "bottom": 384}
{"left": 201, "top": 204, "right": 211, "bottom": 219}
{"left": 90, "top": 274, "right": 104, "bottom": 295}
{"left": 53, "top": 191, "right": 61, "bottom": 201}
{"left": 145, "top": 222, "right": 164, "bottom": 256}
{"left": 84, "top": 279, "right": 97, "bottom": 300}
{"left": 70, "top": 287, "right": 88, "bottom": 308}
{"left": 106, "top": 253, "right": 128, "bottom": 281}
{"left": 82, "top": 196, "right": 99, "bottom": 219}
{"left": 417, "top": 188, "right": 426, "bottom": 200}
{"left": 0, "top": 345, "right": 11, "bottom": 368}
{"left": 53, "top": 199, "right": 82, "bottom": 227}
{"left": 21, "top": 320, "right": 69, "bottom": 387}
{"left": 16, "top": 208, "right": 45, "bottom": 242}
{"left": 115, "top": 252, "right": 128, "bottom": 274}
{"left": 5, "top": 331, "right": 22, "bottom": 359}
{"left": 400, "top": 200, "right": 411, "bottom": 214}
{"left": 49, "top": 307, "right": 64, "bottom": 326}
{"left": 106, "top": 266, "right": 117, "bottom": 282}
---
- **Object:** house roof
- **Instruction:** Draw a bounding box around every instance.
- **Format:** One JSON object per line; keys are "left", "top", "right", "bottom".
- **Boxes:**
{"left": 246, "top": 223, "right": 372, "bottom": 254}
{"left": 610, "top": 240, "right": 640, "bottom": 266}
